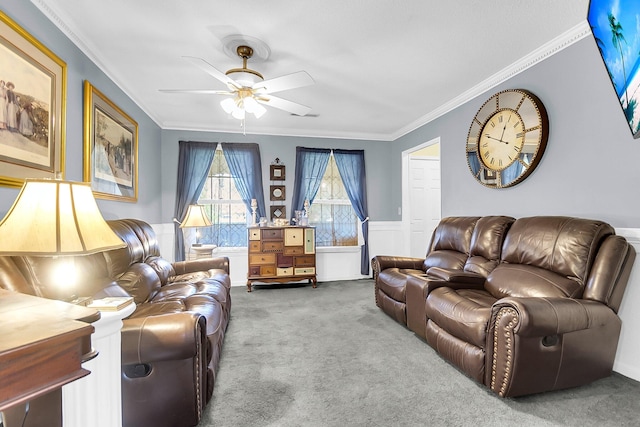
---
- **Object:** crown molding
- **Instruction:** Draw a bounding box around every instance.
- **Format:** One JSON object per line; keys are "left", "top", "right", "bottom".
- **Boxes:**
{"left": 30, "top": 0, "right": 591, "bottom": 142}
{"left": 390, "top": 20, "right": 592, "bottom": 141}
{"left": 30, "top": 0, "right": 164, "bottom": 127}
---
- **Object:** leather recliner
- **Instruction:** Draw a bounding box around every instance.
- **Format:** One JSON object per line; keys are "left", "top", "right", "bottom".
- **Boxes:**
{"left": 373, "top": 216, "right": 635, "bottom": 397}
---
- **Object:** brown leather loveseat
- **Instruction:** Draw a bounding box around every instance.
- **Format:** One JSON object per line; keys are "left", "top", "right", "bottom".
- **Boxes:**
{"left": 372, "top": 216, "right": 635, "bottom": 397}
{"left": 0, "top": 218, "right": 230, "bottom": 427}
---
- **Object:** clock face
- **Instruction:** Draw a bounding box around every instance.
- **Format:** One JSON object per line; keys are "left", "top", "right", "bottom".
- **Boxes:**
{"left": 478, "top": 109, "right": 525, "bottom": 171}
{"left": 466, "top": 89, "right": 548, "bottom": 188}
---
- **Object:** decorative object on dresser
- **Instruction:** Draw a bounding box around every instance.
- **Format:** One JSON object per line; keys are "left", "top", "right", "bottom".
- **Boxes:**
{"left": 466, "top": 89, "right": 549, "bottom": 188}
{"left": 247, "top": 226, "right": 316, "bottom": 292}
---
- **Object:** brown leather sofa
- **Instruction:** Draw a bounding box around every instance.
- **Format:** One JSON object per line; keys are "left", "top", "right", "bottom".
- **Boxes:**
{"left": 0, "top": 218, "right": 231, "bottom": 427}
{"left": 372, "top": 216, "right": 635, "bottom": 397}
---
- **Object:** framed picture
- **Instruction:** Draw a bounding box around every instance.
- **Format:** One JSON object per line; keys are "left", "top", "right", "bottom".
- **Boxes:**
{"left": 270, "top": 205, "right": 286, "bottom": 221}
{"left": 270, "top": 164, "right": 285, "bottom": 181}
{"left": 0, "top": 10, "right": 66, "bottom": 188}
{"left": 270, "top": 185, "right": 286, "bottom": 201}
{"left": 83, "top": 80, "right": 138, "bottom": 202}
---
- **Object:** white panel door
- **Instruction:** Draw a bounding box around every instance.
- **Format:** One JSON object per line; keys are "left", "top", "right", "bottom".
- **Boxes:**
{"left": 409, "top": 157, "right": 441, "bottom": 257}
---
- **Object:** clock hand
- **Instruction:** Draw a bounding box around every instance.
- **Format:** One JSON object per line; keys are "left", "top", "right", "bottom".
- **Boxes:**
{"left": 485, "top": 134, "right": 509, "bottom": 144}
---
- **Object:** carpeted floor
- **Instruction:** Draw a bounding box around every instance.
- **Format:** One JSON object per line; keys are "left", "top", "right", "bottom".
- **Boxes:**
{"left": 201, "top": 279, "right": 640, "bottom": 427}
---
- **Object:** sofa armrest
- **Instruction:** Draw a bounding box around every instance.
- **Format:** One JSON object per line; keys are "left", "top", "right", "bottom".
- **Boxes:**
{"left": 425, "top": 267, "right": 485, "bottom": 284}
{"left": 121, "top": 312, "right": 206, "bottom": 365}
{"left": 172, "top": 256, "right": 230, "bottom": 275}
{"left": 372, "top": 255, "right": 425, "bottom": 273}
{"left": 487, "top": 297, "right": 621, "bottom": 397}
{"left": 492, "top": 297, "right": 619, "bottom": 337}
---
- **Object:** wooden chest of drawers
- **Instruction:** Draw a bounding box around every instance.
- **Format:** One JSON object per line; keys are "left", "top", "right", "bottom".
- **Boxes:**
{"left": 247, "top": 226, "right": 316, "bottom": 292}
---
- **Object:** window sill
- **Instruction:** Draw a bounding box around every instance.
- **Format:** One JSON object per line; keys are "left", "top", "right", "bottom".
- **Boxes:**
{"left": 316, "top": 246, "right": 360, "bottom": 253}
{"left": 213, "top": 246, "right": 360, "bottom": 254}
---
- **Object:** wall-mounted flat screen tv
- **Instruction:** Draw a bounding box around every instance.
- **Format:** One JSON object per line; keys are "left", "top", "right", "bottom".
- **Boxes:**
{"left": 588, "top": 0, "right": 640, "bottom": 139}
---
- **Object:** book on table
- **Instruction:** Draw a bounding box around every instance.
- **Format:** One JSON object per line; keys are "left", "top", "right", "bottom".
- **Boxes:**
{"left": 87, "top": 296, "right": 134, "bottom": 311}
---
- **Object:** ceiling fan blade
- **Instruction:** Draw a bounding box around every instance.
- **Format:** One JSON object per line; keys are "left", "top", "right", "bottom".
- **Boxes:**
{"left": 159, "top": 89, "right": 234, "bottom": 95}
{"left": 182, "top": 56, "right": 239, "bottom": 89}
{"left": 252, "top": 71, "right": 314, "bottom": 94}
{"left": 258, "top": 95, "right": 311, "bottom": 116}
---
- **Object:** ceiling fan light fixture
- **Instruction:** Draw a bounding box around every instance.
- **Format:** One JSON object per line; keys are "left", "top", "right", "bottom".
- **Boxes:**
{"left": 231, "top": 106, "right": 245, "bottom": 120}
{"left": 225, "top": 69, "right": 263, "bottom": 88}
{"left": 244, "top": 96, "right": 267, "bottom": 118}
{"left": 220, "top": 97, "right": 236, "bottom": 114}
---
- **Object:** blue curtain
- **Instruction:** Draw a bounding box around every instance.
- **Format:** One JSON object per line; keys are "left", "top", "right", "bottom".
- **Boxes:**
{"left": 173, "top": 141, "right": 217, "bottom": 261}
{"left": 333, "top": 149, "right": 370, "bottom": 275}
{"left": 221, "top": 142, "right": 267, "bottom": 220}
{"left": 291, "top": 147, "right": 331, "bottom": 211}
{"left": 501, "top": 154, "right": 530, "bottom": 186}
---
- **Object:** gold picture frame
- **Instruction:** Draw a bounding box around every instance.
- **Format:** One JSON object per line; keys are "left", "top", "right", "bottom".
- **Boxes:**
{"left": 0, "top": 10, "right": 66, "bottom": 188}
{"left": 83, "top": 80, "right": 138, "bottom": 202}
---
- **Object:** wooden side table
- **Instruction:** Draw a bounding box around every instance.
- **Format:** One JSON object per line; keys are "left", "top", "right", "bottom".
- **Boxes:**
{"left": 0, "top": 289, "right": 98, "bottom": 427}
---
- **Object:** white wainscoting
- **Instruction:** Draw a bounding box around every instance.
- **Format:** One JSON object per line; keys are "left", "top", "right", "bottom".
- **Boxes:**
{"left": 612, "top": 228, "right": 640, "bottom": 382}
{"left": 152, "top": 221, "right": 402, "bottom": 286}
{"left": 152, "top": 222, "right": 640, "bottom": 382}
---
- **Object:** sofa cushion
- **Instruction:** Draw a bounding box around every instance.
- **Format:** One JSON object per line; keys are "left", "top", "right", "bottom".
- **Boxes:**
{"left": 486, "top": 263, "right": 583, "bottom": 299}
{"left": 425, "top": 287, "right": 496, "bottom": 348}
{"left": 464, "top": 216, "right": 514, "bottom": 277}
{"left": 501, "top": 217, "right": 613, "bottom": 285}
{"left": 117, "top": 263, "right": 162, "bottom": 304}
{"left": 146, "top": 256, "right": 175, "bottom": 285}
{"left": 377, "top": 268, "right": 424, "bottom": 302}
{"left": 423, "top": 217, "right": 479, "bottom": 271}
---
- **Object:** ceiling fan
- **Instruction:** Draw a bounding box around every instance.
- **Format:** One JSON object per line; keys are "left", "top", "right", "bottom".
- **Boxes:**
{"left": 161, "top": 44, "right": 314, "bottom": 120}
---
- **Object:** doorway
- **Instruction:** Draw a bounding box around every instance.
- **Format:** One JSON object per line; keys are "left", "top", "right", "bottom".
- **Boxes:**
{"left": 401, "top": 138, "right": 441, "bottom": 257}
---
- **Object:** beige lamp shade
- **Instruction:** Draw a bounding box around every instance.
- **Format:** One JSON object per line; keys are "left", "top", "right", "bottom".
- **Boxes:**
{"left": 0, "top": 179, "right": 126, "bottom": 255}
{"left": 180, "top": 204, "right": 212, "bottom": 228}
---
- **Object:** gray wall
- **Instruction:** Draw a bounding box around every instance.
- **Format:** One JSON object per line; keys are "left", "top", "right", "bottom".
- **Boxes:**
{"left": 0, "top": 1, "right": 163, "bottom": 222}
{"left": 3, "top": 0, "right": 639, "bottom": 231}
{"left": 394, "top": 37, "right": 640, "bottom": 228}
{"left": 159, "top": 130, "right": 393, "bottom": 223}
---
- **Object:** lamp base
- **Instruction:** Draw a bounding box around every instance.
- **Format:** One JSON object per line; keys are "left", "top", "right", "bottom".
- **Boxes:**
{"left": 192, "top": 243, "right": 203, "bottom": 247}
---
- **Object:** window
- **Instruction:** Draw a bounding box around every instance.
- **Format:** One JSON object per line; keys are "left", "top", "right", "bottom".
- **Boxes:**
{"left": 198, "top": 147, "right": 247, "bottom": 247}
{"left": 309, "top": 153, "right": 358, "bottom": 246}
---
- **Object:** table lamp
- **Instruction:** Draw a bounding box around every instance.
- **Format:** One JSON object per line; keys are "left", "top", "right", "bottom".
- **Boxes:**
{"left": 179, "top": 204, "right": 211, "bottom": 247}
{"left": 0, "top": 179, "right": 126, "bottom": 299}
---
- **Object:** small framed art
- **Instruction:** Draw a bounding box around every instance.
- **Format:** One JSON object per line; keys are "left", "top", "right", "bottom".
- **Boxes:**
{"left": 270, "top": 185, "right": 286, "bottom": 201}
{"left": 270, "top": 164, "right": 285, "bottom": 181}
{"left": 83, "top": 80, "right": 138, "bottom": 202}
{"left": 270, "top": 205, "right": 286, "bottom": 221}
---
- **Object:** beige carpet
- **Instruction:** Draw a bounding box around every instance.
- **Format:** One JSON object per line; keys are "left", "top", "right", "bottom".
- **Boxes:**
{"left": 201, "top": 279, "right": 640, "bottom": 426}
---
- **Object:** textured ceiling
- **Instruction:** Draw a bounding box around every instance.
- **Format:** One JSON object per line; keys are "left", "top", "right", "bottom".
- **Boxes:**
{"left": 33, "top": 0, "right": 590, "bottom": 140}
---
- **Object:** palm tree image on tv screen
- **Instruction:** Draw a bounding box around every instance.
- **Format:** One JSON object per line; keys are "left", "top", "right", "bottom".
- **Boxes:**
{"left": 588, "top": 0, "right": 640, "bottom": 139}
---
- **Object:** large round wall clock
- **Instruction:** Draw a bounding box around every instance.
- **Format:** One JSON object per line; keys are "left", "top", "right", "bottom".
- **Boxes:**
{"left": 466, "top": 89, "right": 549, "bottom": 188}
